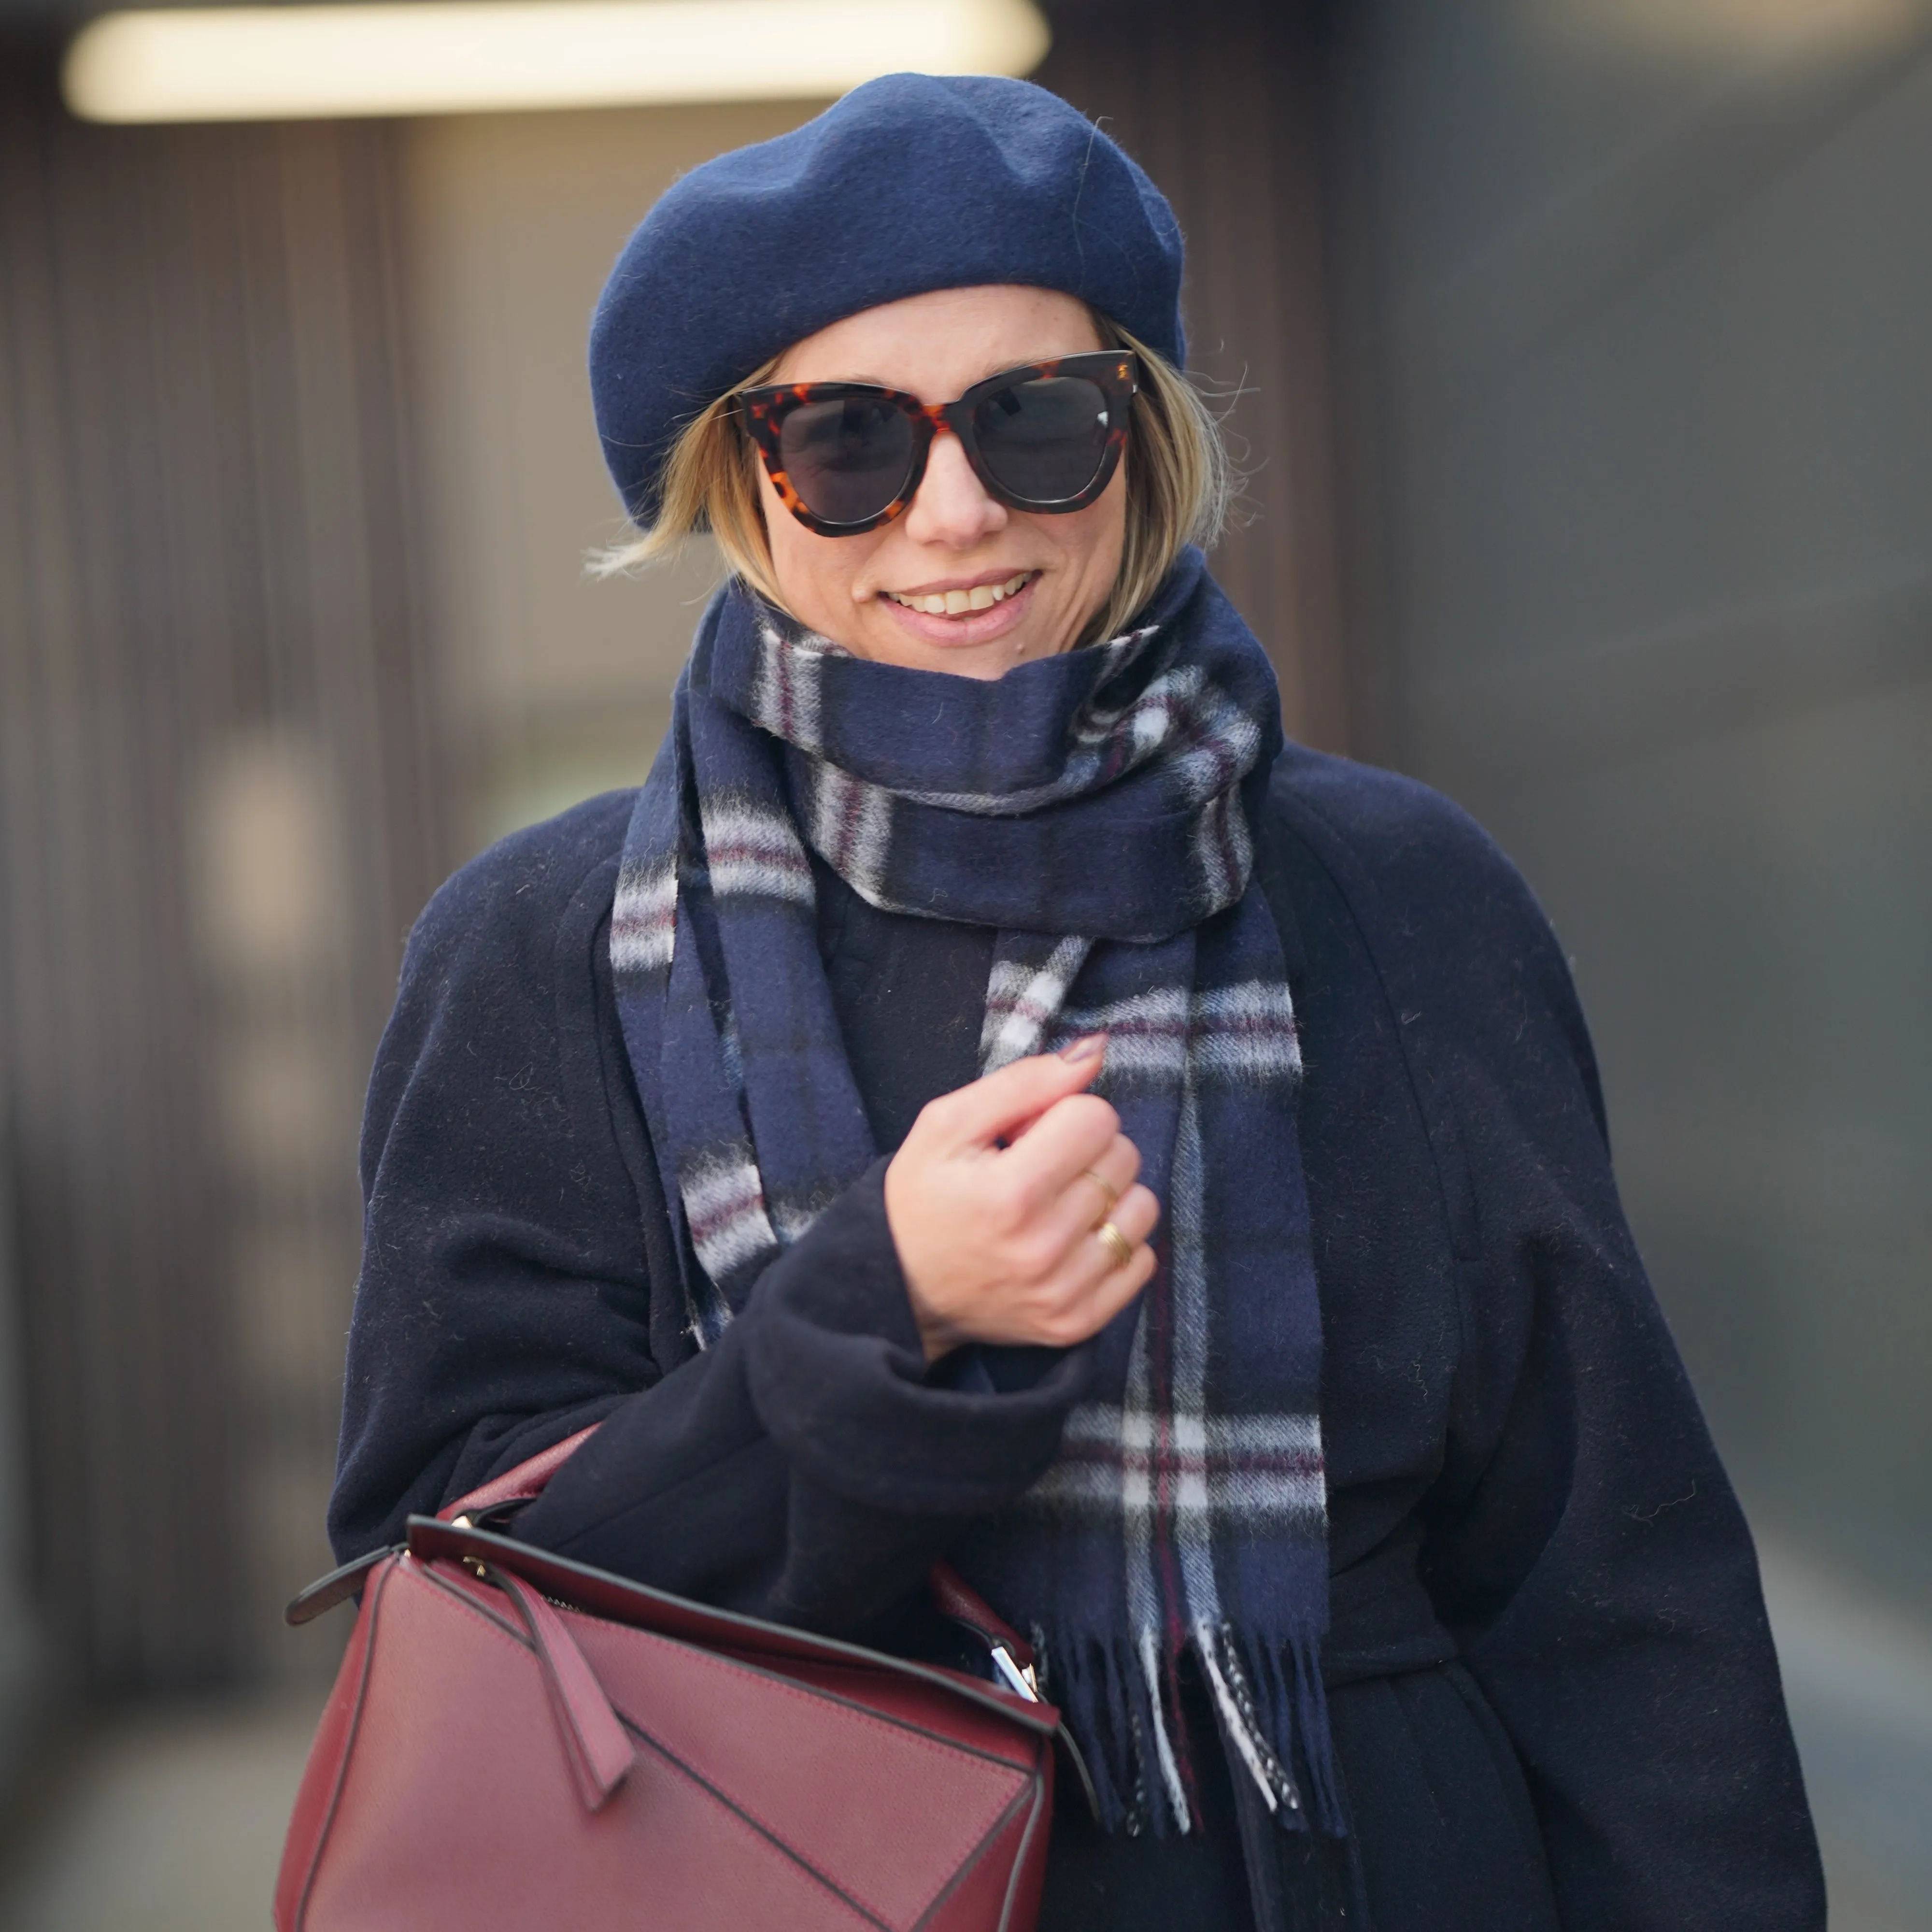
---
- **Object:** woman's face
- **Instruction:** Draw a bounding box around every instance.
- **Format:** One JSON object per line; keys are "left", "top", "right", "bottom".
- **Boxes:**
{"left": 757, "top": 285, "right": 1127, "bottom": 680}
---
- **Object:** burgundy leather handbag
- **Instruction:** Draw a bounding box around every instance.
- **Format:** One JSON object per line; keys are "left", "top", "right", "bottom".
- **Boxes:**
{"left": 275, "top": 1429, "right": 1061, "bottom": 1932}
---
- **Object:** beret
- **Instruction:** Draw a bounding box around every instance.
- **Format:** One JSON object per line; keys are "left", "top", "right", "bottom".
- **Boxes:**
{"left": 589, "top": 72, "right": 1185, "bottom": 525}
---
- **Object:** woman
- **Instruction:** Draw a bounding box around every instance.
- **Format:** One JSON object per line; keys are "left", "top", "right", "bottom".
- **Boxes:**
{"left": 330, "top": 73, "right": 1824, "bottom": 1932}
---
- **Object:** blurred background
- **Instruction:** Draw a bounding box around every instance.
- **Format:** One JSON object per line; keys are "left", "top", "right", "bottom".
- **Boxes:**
{"left": 0, "top": 0, "right": 1927, "bottom": 1923}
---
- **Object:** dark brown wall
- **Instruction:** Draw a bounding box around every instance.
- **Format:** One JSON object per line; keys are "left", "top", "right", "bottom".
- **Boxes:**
{"left": 0, "top": 48, "right": 444, "bottom": 1687}
{"left": 0, "top": 4, "right": 1358, "bottom": 1689}
{"left": 1038, "top": 0, "right": 1352, "bottom": 752}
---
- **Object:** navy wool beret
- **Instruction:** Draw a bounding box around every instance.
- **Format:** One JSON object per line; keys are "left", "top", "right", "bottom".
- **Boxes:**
{"left": 589, "top": 72, "right": 1185, "bottom": 526}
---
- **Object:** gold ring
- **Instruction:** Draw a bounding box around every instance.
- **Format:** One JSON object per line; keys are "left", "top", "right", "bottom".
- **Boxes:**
{"left": 1096, "top": 1220, "right": 1135, "bottom": 1271}
{"left": 1079, "top": 1167, "right": 1120, "bottom": 1214}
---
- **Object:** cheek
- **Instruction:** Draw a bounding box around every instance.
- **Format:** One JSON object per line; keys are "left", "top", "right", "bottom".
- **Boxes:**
{"left": 1049, "top": 478, "right": 1128, "bottom": 587}
{"left": 758, "top": 469, "right": 857, "bottom": 615}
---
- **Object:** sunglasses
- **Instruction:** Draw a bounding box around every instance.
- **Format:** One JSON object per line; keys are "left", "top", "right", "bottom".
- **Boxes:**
{"left": 736, "top": 351, "right": 1138, "bottom": 536}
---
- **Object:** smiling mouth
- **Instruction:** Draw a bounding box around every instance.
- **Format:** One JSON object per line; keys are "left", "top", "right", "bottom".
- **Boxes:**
{"left": 881, "top": 570, "right": 1035, "bottom": 616}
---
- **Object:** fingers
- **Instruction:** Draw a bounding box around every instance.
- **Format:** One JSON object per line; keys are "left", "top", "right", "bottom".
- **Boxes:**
{"left": 916, "top": 1036, "right": 1106, "bottom": 1154}
{"left": 982, "top": 1101, "right": 1151, "bottom": 1287}
{"left": 1039, "top": 1131, "right": 1142, "bottom": 1253}
{"left": 1018, "top": 1188, "right": 1161, "bottom": 1347}
{"left": 1098, "top": 1179, "right": 1161, "bottom": 1257}
{"left": 1072, "top": 1133, "right": 1140, "bottom": 1211}
{"left": 999, "top": 1090, "right": 1124, "bottom": 1204}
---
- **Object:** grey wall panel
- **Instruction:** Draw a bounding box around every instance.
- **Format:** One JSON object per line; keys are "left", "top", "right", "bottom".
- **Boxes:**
{"left": 1476, "top": 687, "right": 1931, "bottom": 1533}
{"left": 1342, "top": 0, "right": 1932, "bottom": 1598}
{"left": 1039, "top": 0, "right": 1353, "bottom": 751}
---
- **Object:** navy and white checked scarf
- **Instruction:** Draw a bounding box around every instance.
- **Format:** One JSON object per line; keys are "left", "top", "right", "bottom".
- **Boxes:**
{"left": 611, "top": 548, "right": 1339, "bottom": 1837}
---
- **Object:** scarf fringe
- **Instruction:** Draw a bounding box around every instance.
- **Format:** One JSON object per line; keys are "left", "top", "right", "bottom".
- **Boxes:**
{"left": 1049, "top": 1629, "right": 1345, "bottom": 1840}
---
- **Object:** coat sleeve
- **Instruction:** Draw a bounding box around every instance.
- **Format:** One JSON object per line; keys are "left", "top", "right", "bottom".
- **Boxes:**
{"left": 1279, "top": 760, "right": 1824, "bottom": 1932}
{"left": 328, "top": 795, "right": 1084, "bottom": 1640}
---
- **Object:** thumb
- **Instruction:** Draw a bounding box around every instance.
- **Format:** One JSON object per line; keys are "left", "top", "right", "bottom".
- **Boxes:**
{"left": 937, "top": 1035, "right": 1107, "bottom": 1152}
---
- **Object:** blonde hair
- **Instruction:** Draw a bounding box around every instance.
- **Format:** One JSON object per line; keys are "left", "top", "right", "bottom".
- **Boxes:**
{"left": 594, "top": 313, "right": 1233, "bottom": 646}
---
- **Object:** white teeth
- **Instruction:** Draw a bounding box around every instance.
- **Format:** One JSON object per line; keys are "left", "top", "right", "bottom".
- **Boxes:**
{"left": 886, "top": 570, "right": 1032, "bottom": 615}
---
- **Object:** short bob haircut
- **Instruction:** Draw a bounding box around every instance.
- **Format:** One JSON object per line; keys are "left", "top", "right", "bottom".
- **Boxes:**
{"left": 597, "top": 312, "right": 1233, "bottom": 648}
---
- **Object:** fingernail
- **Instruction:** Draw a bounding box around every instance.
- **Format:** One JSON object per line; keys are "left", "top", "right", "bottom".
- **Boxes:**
{"left": 1058, "top": 1032, "right": 1106, "bottom": 1064}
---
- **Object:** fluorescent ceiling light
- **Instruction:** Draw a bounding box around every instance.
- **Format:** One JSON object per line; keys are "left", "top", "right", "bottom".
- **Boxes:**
{"left": 63, "top": 0, "right": 1050, "bottom": 123}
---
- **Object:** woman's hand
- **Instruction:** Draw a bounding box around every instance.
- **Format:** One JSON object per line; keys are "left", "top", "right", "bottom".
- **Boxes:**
{"left": 884, "top": 1035, "right": 1160, "bottom": 1362}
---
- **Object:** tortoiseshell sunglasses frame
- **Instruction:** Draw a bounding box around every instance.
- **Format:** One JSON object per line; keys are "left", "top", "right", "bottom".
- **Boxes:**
{"left": 735, "top": 351, "right": 1139, "bottom": 536}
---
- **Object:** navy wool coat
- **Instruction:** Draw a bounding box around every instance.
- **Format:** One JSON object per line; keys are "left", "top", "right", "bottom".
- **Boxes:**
{"left": 330, "top": 744, "right": 1825, "bottom": 1932}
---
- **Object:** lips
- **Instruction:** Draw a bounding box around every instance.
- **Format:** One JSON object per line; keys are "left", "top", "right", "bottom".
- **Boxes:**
{"left": 882, "top": 569, "right": 1034, "bottom": 616}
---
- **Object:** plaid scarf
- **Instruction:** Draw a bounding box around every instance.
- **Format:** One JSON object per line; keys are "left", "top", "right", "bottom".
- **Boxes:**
{"left": 611, "top": 549, "right": 1338, "bottom": 1837}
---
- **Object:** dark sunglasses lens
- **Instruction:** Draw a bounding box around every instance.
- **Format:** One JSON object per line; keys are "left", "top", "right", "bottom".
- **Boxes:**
{"left": 776, "top": 395, "right": 917, "bottom": 526}
{"left": 971, "top": 374, "right": 1115, "bottom": 504}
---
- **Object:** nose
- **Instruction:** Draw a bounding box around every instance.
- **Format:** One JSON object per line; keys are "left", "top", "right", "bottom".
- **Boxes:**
{"left": 902, "top": 428, "right": 1007, "bottom": 547}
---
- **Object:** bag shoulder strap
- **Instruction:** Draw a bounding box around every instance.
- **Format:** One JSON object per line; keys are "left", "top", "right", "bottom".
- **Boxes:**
{"left": 440, "top": 1425, "right": 602, "bottom": 1524}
